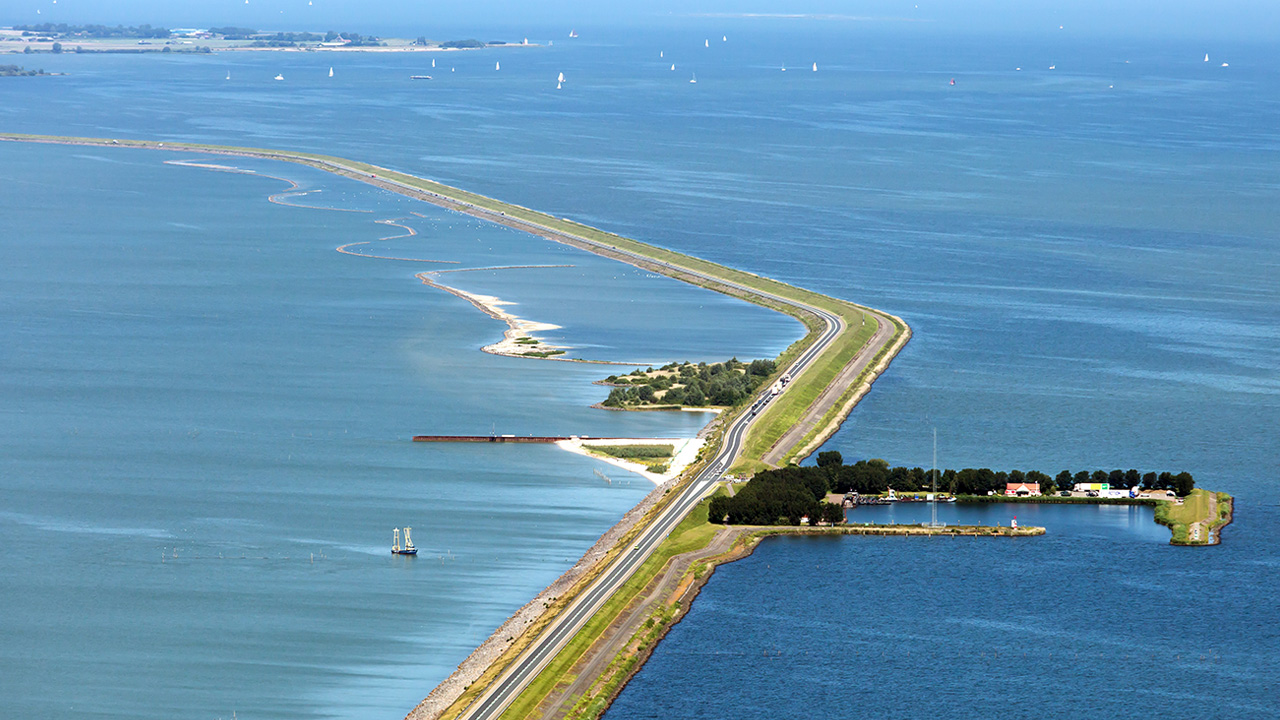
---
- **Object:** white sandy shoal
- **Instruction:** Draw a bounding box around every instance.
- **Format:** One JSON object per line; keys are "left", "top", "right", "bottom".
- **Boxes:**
{"left": 555, "top": 437, "right": 705, "bottom": 486}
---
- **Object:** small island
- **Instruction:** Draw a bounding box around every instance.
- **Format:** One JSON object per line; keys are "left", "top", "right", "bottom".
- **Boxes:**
{"left": 598, "top": 358, "right": 778, "bottom": 409}
{"left": 0, "top": 64, "right": 51, "bottom": 76}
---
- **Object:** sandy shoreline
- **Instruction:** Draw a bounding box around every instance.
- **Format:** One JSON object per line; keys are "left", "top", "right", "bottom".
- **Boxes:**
{"left": 556, "top": 437, "right": 705, "bottom": 485}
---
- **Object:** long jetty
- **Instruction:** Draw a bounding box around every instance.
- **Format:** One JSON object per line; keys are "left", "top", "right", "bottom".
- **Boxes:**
{"left": 412, "top": 435, "right": 622, "bottom": 443}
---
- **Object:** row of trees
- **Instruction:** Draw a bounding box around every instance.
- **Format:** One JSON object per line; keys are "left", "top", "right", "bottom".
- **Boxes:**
{"left": 16, "top": 23, "right": 171, "bottom": 38}
{"left": 811, "top": 451, "right": 1196, "bottom": 497}
{"left": 708, "top": 471, "right": 845, "bottom": 526}
{"left": 602, "top": 359, "right": 775, "bottom": 408}
{"left": 0, "top": 65, "right": 45, "bottom": 76}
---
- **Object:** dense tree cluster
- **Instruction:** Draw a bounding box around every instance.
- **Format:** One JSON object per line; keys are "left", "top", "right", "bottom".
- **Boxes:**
{"left": 602, "top": 358, "right": 775, "bottom": 408}
{"left": 441, "top": 39, "right": 486, "bottom": 49}
{"left": 0, "top": 65, "right": 46, "bottom": 77}
{"left": 16, "top": 23, "right": 171, "bottom": 38}
{"left": 778, "top": 451, "right": 1196, "bottom": 497}
{"left": 708, "top": 468, "right": 845, "bottom": 526}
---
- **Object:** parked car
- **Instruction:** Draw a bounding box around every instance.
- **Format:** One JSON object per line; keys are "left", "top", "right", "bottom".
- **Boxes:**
{"left": 1059, "top": 491, "right": 1071, "bottom": 497}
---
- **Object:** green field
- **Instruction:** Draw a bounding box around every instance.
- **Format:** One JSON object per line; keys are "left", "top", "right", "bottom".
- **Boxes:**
{"left": 586, "top": 444, "right": 675, "bottom": 461}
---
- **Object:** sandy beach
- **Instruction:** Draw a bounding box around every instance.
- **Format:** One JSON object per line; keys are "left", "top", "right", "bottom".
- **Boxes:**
{"left": 556, "top": 437, "right": 705, "bottom": 485}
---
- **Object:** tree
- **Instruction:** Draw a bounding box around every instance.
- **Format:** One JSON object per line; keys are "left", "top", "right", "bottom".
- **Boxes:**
{"left": 51, "top": 42, "right": 62, "bottom": 53}
{"left": 1056, "top": 470, "right": 1073, "bottom": 491}
{"left": 817, "top": 451, "right": 842, "bottom": 469}
{"left": 1141, "top": 472, "right": 1157, "bottom": 489}
{"left": 1027, "top": 470, "right": 1052, "bottom": 493}
{"left": 1173, "top": 472, "right": 1195, "bottom": 497}
{"left": 684, "top": 386, "right": 705, "bottom": 407}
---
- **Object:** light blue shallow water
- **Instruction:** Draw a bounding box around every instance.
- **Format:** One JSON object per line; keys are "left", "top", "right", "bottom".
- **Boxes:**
{"left": 2, "top": 19, "right": 1278, "bottom": 720}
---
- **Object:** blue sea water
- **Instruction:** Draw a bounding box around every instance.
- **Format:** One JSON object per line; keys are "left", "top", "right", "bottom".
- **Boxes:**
{"left": 2, "top": 19, "right": 1278, "bottom": 720}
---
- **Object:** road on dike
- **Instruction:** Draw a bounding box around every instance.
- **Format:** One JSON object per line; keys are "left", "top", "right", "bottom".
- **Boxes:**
{"left": 452, "top": 297, "right": 882, "bottom": 720}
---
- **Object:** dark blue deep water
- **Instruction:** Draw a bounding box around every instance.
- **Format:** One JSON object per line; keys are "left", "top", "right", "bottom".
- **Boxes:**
{"left": 2, "top": 19, "right": 1277, "bottom": 720}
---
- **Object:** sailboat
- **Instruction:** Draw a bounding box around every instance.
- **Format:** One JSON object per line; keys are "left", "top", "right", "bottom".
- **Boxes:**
{"left": 274, "top": 73, "right": 284, "bottom": 81}
{"left": 432, "top": 58, "right": 435, "bottom": 68}
{"left": 704, "top": 39, "right": 709, "bottom": 48}
{"left": 689, "top": 72, "right": 697, "bottom": 84}
{"left": 1049, "top": 64, "right": 1056, "bottom": 70}
{"left": 660, "top": 50, "right": 663, "bottom": 58}
{"left": 225, "top": 70, "right": 231, "bottom": 80}
{"left": 1204, "top": 53, "right": 1210, "bottom": 62}
{"left": 722, "top": 35, "right": 727, "bottom": 42}
{"left": 670, "top": 63, "right": 675, "bottom": 71}
{"left": 328, "top": 66, "right": 333, "bottom": 77}
{"left": 569, "top": 29, "right": 578, "bottom": 38}
{"left": 812, "top": 62, "right": 818, "bottom": 72}
{"left": 495, "top": 61, "right": 500, "bottom": 71}
{"left": 781, "top": 64, "right": 786, "bottom": 72}
{"left": 391, "top": 527, "right": 418, "bottom": 555}
{"left": 558, "top": 71, "right": 565, "bottom": 83}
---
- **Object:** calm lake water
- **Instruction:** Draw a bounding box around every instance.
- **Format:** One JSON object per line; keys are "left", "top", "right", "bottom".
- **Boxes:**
{"left": 2, "top": 19, "right": 1278, "bottom": 720}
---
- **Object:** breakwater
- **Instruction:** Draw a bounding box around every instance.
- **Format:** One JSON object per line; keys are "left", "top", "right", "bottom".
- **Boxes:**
{"left": 412, "top": 435, "right": 623, "bottom": 443}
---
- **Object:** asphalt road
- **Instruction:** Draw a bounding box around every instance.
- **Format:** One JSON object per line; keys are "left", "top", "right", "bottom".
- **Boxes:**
{"left": 450, "top": 281, "right": 850, "bottom": 720}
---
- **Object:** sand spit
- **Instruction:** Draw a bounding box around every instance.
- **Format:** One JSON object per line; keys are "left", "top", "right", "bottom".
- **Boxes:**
{"left": 415, "top": 272, "right": 570, "bottom": 359}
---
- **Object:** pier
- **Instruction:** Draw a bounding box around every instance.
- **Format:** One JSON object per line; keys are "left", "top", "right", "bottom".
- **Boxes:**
{"left": 412, "top": 435, "right": 622, "bottom": 443}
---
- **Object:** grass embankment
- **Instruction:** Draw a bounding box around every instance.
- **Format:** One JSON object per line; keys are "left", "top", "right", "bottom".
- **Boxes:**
{"left": 494, "top": 491, "right": 725, "bottom": 720}
{"left": 1154, "top": 489, "right": 1234, "bottom": 545}
{"left": 735, "top": 316, "right": 881, "bottom": 474}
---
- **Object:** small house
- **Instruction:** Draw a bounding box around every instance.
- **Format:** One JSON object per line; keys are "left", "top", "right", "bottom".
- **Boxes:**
{"left": 1005, "top": 482, "right": 1041, "bottom": 497}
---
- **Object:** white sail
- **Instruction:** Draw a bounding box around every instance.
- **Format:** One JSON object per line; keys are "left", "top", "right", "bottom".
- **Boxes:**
{"left": 556, "top": 81, "right": 562, "bottom": 89}
{"left": 328, "top": 67, "right": 333, "bottom": 77}
{"left": 705, "top": 39, "right": 709, "bottom": 48}
{"left": 558, "top": 72, "right": 565, "bottom": 83}
{"left": 1204, "top": 53, "right": 1209, "bottom": 62}
{"left": 690, "top": 72, "right": 697, "bottom": 83}
{"left": 275, "top": 73, "right": 284, "bottom": 81}
{"left": 432, "top": 58, "right": 436, "bottom": 68}
{"left": 660, "top": 50, "right": 664, "bottom": 58}
{"left": 671, "top": 63, "right": 675, "bottom": 71}
{"left": 225, "top": 71, "right": 231, "bottom": 80}
{"left": 495, "top": 61, "right": 500, "bottom": 71}
{"left": 812, "top": 62, "right": 818, "bottom": 72}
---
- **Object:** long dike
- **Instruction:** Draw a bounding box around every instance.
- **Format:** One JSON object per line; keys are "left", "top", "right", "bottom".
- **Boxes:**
{"left": 0, "top": 133, "right": 913, "bottom": 720}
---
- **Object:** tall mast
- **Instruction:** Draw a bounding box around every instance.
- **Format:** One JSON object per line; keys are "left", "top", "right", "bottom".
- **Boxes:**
{"left": 931, "top": 428, "right": 939, "bottom": 528}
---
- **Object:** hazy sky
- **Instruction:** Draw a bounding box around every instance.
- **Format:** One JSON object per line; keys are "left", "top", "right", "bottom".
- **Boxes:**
{"left": 1, "top": 0, "right": 1277, "bottom": 39}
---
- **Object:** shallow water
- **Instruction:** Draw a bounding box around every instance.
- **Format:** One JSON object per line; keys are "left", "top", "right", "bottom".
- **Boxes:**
{"left": 3, "top": 20, "right": 1279, "bottom": 720}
